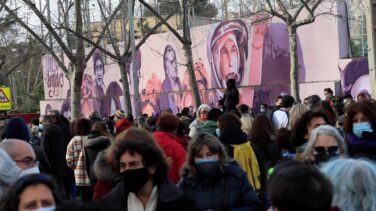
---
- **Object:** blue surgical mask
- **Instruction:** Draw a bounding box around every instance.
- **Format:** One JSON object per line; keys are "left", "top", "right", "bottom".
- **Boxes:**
{"left": 215, "top": 128, "right": 221, "bottom": 137}
{"left": 30, "top": 207, "right": 56, "bottom": 211}
{"left": 38, "top": 124, "right": 44, "bottom": 130}
{"left": 195, "top": 158, "right": 220, "bottom": 178}
{"left": 353, "top": 122, "right": 373, "bottom": 138}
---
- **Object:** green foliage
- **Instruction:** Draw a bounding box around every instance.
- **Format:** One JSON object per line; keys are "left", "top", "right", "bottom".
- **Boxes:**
{"left": 350, "top": 39, "right": 368, "bottom": 58}
{"left": 193, "top": 0, "right": 218, "bottom": 18}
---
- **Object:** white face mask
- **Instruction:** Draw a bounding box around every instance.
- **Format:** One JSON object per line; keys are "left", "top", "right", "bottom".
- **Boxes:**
{"left": 19, "top": 166, "right": 40, "bottom": 178}
{"left": 30, "top": 206, "right": 56, "bottom": 211}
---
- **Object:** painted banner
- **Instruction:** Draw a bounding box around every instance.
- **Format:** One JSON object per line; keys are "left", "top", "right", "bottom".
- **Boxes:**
{"left": 40, "top": 2, "right": 366, "bottom": 118}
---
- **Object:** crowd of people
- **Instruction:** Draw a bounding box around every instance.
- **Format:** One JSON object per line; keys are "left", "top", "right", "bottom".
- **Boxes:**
{"left": 0, "top": 86, "right": 376, "bottom": 211}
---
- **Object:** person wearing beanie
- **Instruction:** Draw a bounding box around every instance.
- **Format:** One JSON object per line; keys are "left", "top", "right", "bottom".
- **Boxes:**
{"left": 153, "top": 113, "right": 186, "bottom": 184}
{"left": 189, "top": 104, "right": 211, "bottom": 137}
{"left": 113, "top": 110, "right": 125, "bottom": 124}
{"left": 4, "top": 117, "right": 51, "bottom": 174}
{"left": 115, "top": 118, "right": 132, "bottom": 136}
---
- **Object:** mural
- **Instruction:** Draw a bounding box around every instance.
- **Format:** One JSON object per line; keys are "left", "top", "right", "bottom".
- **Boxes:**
{"left": 40, "top": 2, "right": 353, "bottom": 118}
{"left": 340, "top": 58, "right": 370, "bottom": 98}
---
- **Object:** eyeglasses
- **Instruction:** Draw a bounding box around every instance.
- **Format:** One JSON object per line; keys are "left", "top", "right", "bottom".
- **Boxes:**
{"left": 200, "top": 111, "right": 208, "bottom": 115}
{"left": 14, "top": 157, "right": 39, "bottom": 168}
{"left": 313, "top": 146, "right": 339, "bottom": 155}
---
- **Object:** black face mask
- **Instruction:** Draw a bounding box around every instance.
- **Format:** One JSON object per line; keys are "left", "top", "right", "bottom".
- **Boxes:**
{"left": 195, "top": 161, "right": 220, "bottom": 179}
{"left": 314, "top": 152, "right": 339, "bottom": 165}
{"left": 121, "top": 167, "right": 151, "bottom": 193}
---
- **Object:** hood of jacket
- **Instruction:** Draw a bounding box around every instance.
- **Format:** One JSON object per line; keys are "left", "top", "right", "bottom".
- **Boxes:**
{"left": 86, "top": 136, "right": 111, "bottom": 149}
{"left": 153, "top": 131, "right": 181, "bottom": 150}
{"left": 93, "top": 151, "right": 120, "bottom": 184}
{"left": 220, "top": 124, "right": 247, "bottom": 145}
{"left": 200, "top": 120, "right": 218, "bottom": 134}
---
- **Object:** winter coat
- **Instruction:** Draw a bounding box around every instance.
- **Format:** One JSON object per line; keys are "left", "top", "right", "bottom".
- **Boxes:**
{"left": 101, "top": 179, "right": 191, "bottom": 211}
{"left": 178, "top": 161, "right": 262, "bottom": 211}
{"left": 153, "top": 131, "right": 186, "bottom": 183}
{"left": 66, "top": 135, "right": 91, "bottom": 186}
{"left": 223, "top": 87, "right": 240, "bottom": 112}
{"left": 85, "top": 134, "right": 111, "bottom": 186}
{"left": 346, "top": 132, "right": 376, "bottom": 161}
{"left": 41, "top": 123, "right": 68, "bottom": 178}
{"left": 92, "top": 151, "right": 120, "bottom": 200}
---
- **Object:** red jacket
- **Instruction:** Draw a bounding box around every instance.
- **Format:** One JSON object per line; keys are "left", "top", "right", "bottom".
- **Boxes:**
{"left": 93, "top": 180, "right": 114, "bottom": 200}
{"left": 153, "top": 131, "right": 187, "bottom": 184}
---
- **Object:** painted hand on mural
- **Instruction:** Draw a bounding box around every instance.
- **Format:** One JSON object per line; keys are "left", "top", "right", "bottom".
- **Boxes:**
{"left": 141, "top": 73, "right": 162, "bottom": 115}
{"left": 180, "top": 60, "right": 210, "bottom": 109}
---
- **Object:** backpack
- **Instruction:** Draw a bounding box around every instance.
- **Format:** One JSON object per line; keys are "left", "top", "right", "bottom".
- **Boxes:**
{"left": 231, "top": 142, "right": 261, "bottom": 193}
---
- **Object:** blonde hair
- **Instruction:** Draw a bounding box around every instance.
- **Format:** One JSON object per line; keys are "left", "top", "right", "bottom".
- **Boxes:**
{"left": 289, "top": 103, "right": 309, "bottom": 129}
{"left": 240, "top": 113, "right": 253, "bottom": 139}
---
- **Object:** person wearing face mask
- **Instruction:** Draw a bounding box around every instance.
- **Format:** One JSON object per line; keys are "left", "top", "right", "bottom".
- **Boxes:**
{"left": 101, "top": 128, "right": 190, "bottom": 211}
{"left": 0, "top": 139, "right": 41, "bottom": 177}
{"left": 343, "top": 101, "right": 376, "bottom": 161}
{"left": 1, "top": 174, "right": 63, "bottom": 211}
{"left": 178, "top": 133, "right": 262, "bottom": 210}
{"left": 302, "top": 125, "right": 347, "bottom": 166}
{"left": 189, "top": 104, "right": 210, "bottom": 137}
{"left": 0, "top": 148, "right": 21, "bottom": 201}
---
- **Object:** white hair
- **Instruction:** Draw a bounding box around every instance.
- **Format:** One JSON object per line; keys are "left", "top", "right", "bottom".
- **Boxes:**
{"left": 0, "top": 148, "right": 21, "bottom": 200}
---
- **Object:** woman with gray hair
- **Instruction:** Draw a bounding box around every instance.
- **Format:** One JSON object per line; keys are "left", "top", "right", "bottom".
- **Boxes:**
{"left": 0, "top": 148, "right": 21, "bottom": 200}
{"left": 303, "top": 125, "right": 347, "bottom": 165}
{"left": 321, "top": 158, "right": 376, "bottom": 211}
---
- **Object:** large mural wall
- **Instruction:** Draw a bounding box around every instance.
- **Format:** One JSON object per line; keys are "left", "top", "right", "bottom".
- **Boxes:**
{"left": 40, "top": 2, "right": 369, "bottom": 118}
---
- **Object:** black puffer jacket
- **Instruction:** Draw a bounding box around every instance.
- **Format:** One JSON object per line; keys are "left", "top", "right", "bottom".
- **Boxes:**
{"left": 85, "top": 133, "right": 111, "bottom": 186}
{"left": 101, "top": 179, "right": 192, "bottom": 211}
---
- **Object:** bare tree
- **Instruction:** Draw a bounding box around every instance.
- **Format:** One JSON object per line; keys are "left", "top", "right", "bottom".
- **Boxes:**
{"left": 0, "top": 0, "right": 117, "bottom": 118}
{"left": 256, "top": 0, "right": 334, "bottom": 102}
{"left": 140, "top": 0, "right": 202, "bottom": 108}
{"left": 63, "top": 0, "right": 173, "bottom": 116}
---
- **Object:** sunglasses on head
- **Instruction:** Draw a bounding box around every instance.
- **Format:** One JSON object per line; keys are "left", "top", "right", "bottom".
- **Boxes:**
{"left": 313, "top": 146, "right": 339, "bottom": 155}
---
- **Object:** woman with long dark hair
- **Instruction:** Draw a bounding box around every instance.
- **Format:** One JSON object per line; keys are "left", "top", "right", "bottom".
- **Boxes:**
{"left": 250, "top": 114, "right": 280, "bottom": 170}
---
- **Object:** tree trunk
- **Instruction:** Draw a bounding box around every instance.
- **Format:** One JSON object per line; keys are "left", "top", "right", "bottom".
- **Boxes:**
{"left": 288, "top": 25, "right": 300, "bottom": 103}
{"left": 71, "top": 0, "right": 86, "bottom": 119}
{"left": 118, "top": 60, "right": 133, "bottom": 115}
{"left": 182, "top": 0, "right": 201, "bottom": 108}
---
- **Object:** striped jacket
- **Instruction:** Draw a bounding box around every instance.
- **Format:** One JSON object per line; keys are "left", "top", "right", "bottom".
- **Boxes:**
{"left": 66, "top": 135, "right": 91, "bottom": 186}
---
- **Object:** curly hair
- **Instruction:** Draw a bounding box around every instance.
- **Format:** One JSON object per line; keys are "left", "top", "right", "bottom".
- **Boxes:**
{"left": 108, "top": 128, "right": 169, "bottom": 186}
{"left": 343, "top": 100, "right": 376, "bottom": 133}
{"left": 290, "top": 111, "right": 329, "bottom": 148}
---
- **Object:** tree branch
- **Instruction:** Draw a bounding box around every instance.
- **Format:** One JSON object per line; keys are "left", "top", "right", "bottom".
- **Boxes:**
{"left": 293, "top": 0, "right": 310, "bottom": 21}
{"left": 21, "top": 0, "right": 75, "bottom": 62}
{"left": 139, "top": 0, "right": 185, "bottom": 44}
{"left": 264, "top": 0, "right": 288, "bottom": 22}
{"left": 57, "top": 26, "right": 117, "bottom": 60}
{"left": 275, "top": 0, "right": 292, "bottom": 21}
{"left": 123, "top": 14, "right": 174, "bottom": 58}
{"left": 86, "top": 0, "right": 125, "bottom": 62}
{"left": 97, "top": 0, "right": 121, "bottom": 58}
{"left": 2, "top": 51, "right": 42, "bottom": 80}
{"left": 1, "top": 2, "right": 69, "bottom": 74}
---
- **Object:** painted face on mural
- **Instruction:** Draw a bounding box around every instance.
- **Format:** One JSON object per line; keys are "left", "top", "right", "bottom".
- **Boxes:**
{"left": 95, "top": 59, "right": 104, "bottom": 85}
{"left": 164, "top": 48, "right": 178, "bottom": 80}
{"left": 218, "top": 32, "right": 240, "bottom": 82}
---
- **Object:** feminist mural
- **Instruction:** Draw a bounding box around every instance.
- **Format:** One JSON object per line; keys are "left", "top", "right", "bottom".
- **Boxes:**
{"left": 40, "top": 2, "right": 368, "bottom": 118}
